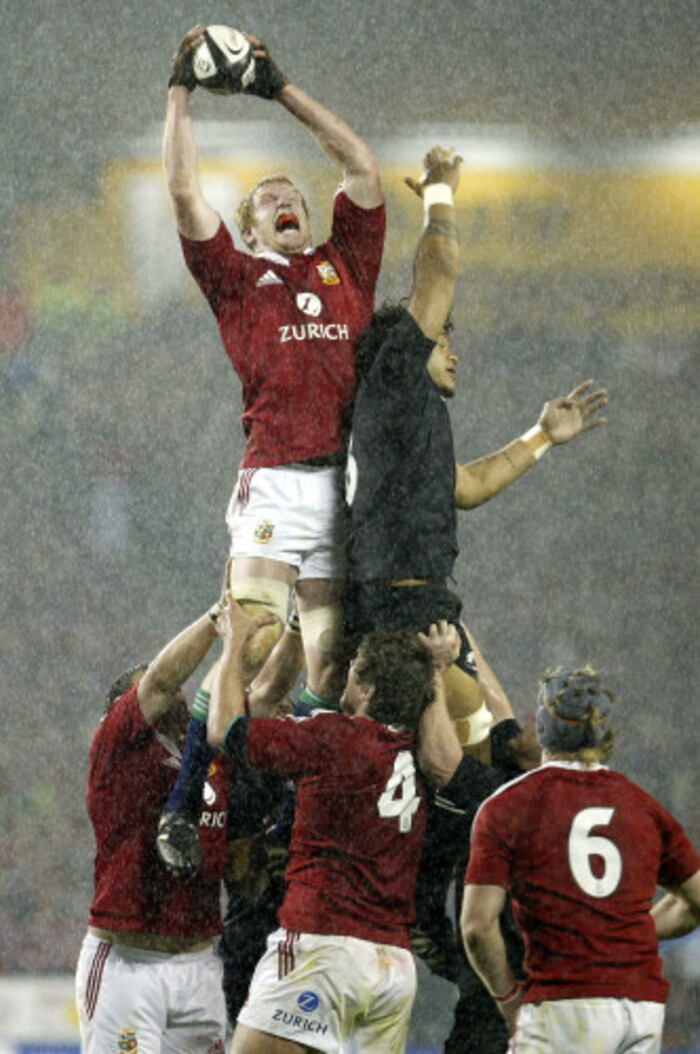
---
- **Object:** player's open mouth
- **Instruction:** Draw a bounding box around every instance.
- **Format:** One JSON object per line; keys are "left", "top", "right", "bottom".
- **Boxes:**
{"left": 276, "top": 213, "right": 300, "bottom": 232}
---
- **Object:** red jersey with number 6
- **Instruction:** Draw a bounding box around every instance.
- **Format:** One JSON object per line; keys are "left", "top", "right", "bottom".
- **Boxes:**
{"left": 243, "top": 710, "right": 427, "bottom": 949}
{"left": 181, "top": 192, "right": 385, "bottom": 469}
{"left": 465, "top": 761, "right": 700, "bottom": 1003}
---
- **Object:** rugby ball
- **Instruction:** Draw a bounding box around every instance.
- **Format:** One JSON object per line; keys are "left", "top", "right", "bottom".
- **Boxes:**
{"left": 192, "top": 26, "right": 255, "bottom": 95}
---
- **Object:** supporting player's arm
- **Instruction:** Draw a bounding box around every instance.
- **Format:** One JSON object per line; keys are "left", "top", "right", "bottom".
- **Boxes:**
{"left": 652, "top": 870, "right": 700, "bottom": 940}
{"left": 416, "top": 621, "right": 463, "bottom": 787}
{"left": 247, "top": 604, "right": 306, "bottom": 717}
{"left": 461, "top": 883, "right": 524, "bottom": 1033}
{"left": 163, "top": 25, "right": 221, "bottom": 240}
{"left": 469, "top": 631, "right": 515, "bottom": 724}
{"left": 137, "top": 604, "right": 222, "bottom": 725}
{"left": 454, "top": 379, "right": 608, "bottom": 509}
{"left": 405, "top": 147, "right": 462, "bottom": 342}
{"left": 242, "top": 34, "right": 381, "bottom": 209}
{"left": 207, "top": 594, "right": 277, "bottom": 748}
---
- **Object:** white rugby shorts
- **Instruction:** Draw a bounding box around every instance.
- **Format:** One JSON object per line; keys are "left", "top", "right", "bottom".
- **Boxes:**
{"left": 515, "top": 997, "right": 665, "bottom": 1053}
{"left": 236, "top": 927, "right": 416, "bottom": 1053}
{"left": 75, "top": 933, "right": 226, "bottom": 1054}
{"left": 226, "top": 464, "right": 347, "bottom": 579}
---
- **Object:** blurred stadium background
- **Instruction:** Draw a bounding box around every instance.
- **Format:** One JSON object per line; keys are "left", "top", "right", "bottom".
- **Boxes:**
{"left": 1, "top": 1, "right": 698, "bottom": 1049}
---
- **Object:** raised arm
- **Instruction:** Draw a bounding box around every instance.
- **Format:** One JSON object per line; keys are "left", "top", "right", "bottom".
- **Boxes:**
{"left": 454, "top": 379, "right": 608, "bottom": 509}
{"left": 163, "top": 26, "right": 221, "bottom": 240}
{"left": 243, "top": 34, "right": 381, "bottom": 209}
{"left": 405, "top": 147, "right": 462, "bottom": 342}
{"left": 137, "top": 599, "right": 223, "bottom": 725}
{"left": 416, "top": 621, "right": 463, "bottom": 787}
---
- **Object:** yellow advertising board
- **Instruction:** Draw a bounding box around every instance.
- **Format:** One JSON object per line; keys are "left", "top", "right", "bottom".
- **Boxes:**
{"left": 13, "top": 148, "right": 700, "bottom": 335}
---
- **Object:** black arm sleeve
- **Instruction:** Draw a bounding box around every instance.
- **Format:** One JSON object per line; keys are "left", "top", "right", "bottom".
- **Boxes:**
{"left": 434, "top": 751, "right": 503, "bottom": 815}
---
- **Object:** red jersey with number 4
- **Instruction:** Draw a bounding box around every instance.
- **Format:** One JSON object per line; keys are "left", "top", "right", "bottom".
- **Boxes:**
{"left": 465, "top": 761, "right": 700, "bottom": 1003}
{"left": 87, "top": 686, "right": 229, "bottom": 938}
{"left": 244, "top": 710, "right": 426, "bottom": 949}
{"left": 181, "top": 192, "right": 385, "bottom": 468}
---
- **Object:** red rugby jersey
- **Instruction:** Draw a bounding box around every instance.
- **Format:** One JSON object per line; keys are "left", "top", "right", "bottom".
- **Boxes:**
{"left": 87, "top": 686, "right": 229, "bottom": 938}
{"left": 465, "top": 761, "right": 700, "bottom": 1003}
{"left": 181, "top": 191, "right": 386, "bottom": 468}
{"left": 244, "top": 710, "right": 427, "bottom": 949}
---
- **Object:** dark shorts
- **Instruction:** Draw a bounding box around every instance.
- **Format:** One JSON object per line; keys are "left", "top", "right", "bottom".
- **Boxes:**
{"left": 343, "top": 580, "right": 478, "bottom": 679}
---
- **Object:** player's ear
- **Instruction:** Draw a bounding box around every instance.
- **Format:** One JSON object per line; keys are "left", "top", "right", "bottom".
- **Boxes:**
{"left": 241, "top": 227, "right": 255, "bottom": 250}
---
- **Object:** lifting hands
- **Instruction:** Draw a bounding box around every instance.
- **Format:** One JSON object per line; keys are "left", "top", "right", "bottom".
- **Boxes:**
{"left": 417, "top": 619, "right": 461, "bottom": 673}
{"left": 538, "top": 379, "right": 608, "bottom": 445}
{"left": 215, "top": 589, "right": 279, "bottom": 650}
{"left": 405, "top": 145, "right": 463, "bottom": 199}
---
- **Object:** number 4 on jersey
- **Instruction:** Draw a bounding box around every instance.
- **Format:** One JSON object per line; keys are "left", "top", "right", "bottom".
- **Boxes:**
{"left": 378, "top": 751, "right": 421, "bottom": 833}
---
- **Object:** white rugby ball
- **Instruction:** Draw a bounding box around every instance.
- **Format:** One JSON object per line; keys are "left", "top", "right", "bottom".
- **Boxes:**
{"left": 192, "top": 25, "right": 255, "bottom": 95}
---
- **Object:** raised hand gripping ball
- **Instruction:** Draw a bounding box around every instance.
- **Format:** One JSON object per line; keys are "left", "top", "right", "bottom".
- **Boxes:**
{"left": 192, "top": 26, "right": 255, "bottom": 95}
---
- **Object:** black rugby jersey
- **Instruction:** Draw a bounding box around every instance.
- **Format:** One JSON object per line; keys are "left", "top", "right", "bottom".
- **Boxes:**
{"left": 346, "top": 308, "right": 458, "bottom": 580}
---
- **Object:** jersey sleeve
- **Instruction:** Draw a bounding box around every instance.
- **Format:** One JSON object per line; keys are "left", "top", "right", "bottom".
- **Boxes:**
{"left": 654, "top": 799, "right": 700, "bottom": 889}
{"left": 179, "top": 220, "right": 247, "bottom": 318}
{"left": 244, "top": 712, "right": 340, "bottom": 780}
{"left": 88, "top": 685, "right": 152, "bottom": 786}
{"left": 329, "top": 190, "right": 386, "bottom": 299}
{"left": 464, "top": 794, "right": 514, "bottom": 888}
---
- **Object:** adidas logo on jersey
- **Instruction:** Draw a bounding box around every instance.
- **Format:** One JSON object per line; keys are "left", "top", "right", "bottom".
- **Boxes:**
{"left": 256, "top": 270, "right": 284, "bottom": 287}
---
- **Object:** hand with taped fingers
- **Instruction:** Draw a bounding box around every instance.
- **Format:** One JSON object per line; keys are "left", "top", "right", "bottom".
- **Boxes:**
{"left": 168, "top": 24, "right": 206, "bottom": 91}
{"left": 405, "top": 145, "right": 462, "bottom": 199}
{"left": 418, "top": 620, "right": 461, "bottom": 673}
{"left": 539, "top": 379, "right": 608, "bottom": 445}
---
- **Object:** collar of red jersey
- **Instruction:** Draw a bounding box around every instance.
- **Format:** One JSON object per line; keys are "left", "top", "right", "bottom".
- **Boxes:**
{"left": 542, "top": 760, "right": 608, "bottom": 772}
{"left": 256, "top": 247, "right": 315, "bottom": 267}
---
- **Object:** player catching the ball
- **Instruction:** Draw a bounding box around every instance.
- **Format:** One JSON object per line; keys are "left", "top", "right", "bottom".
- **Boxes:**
{"left": 164, "top": 26, "right": 384, "bottom": 696}
{"left": 158, "top": 25, "right": 384, "bottom": 872}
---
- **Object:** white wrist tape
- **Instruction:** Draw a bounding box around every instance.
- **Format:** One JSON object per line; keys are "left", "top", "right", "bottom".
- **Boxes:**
{"left": 521, "top": 423, "right": 553, "bottom": 461}
{"left": 423, "top": 183, "right": 453, "bottom": 219}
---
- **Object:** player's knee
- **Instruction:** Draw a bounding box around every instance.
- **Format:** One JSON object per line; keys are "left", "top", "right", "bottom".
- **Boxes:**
{"left": 299, "top": 603, "right": 345, "bottom": 696}
{"left": 299, "top": 603, "right": 342, "bottom": 656}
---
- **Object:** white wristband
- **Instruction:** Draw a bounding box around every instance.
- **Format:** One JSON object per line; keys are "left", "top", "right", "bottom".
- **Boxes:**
{"left": 521, "top": 423, "right": 553, "bottom": 460}
{"left": 423, "top": 183, "right": 453, "bottom": 218}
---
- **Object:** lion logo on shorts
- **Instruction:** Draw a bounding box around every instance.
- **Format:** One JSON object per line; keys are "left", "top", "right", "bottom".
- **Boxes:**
{"left": 253, "top": 520, "right": 275, "bottom": 543}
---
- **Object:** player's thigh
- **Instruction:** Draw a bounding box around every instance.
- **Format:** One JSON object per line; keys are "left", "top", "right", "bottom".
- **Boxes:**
{"left": 163, "top": 949, "right": 227, "bottom": 1053}
{"left": 237, "top": 929, "right": 387, "bottom": 1052}
{"left": 295, "top": 577, "right": 345, "bottom": 694}
{"left": 516, "top": 998, "right": 663, "bottom": 1054}
{"left": 228, "top": 556, "right": 294, "bottom": 676}
{"left": 443, "top": 663, "right": 484, "bottom": 718}
{"left": 354, "top": 945, "right": 416, "bottom": 1054}
{"left": 76, "top": 936, "right": 166, "bottom": 1054}
{"left": 230, "top": 556, "right": 296, "bottom": 616}
{"left": 231, "top": 1021, "right": 311, "bottom": 1054}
